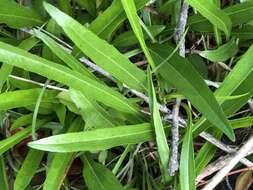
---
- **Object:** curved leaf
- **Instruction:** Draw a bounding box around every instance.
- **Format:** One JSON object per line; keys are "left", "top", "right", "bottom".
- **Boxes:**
{"left": 121, "top": 0, "right": 155, "bottom": 68}
{"left": 199, "top": 39, "right": 238, "bottom": 62}
{"left": 82, "top": 155, "right": 124, "bottom": 190}
{"left": 14, "top": 149, "right": 44, "bottom": 190}
{"left": 44, "top": 2, "right": 147, "bottom": 92}
{"left": 89, "top": 0, "right": 149, "bottom": 40}
{"left": 187, "top": 0, "right": 232, "bottom": 38}
{"left": 0, "top": 0, "right": 44, "bottom": 28}
{"left": 28, "top": 123, "right": 156, "bottom": 152}
{"left": 149, "top": 44, "right": 234, "bottom": 141}
{"left": 147, "top": 69, "right": 170, "bottom": 182}
{"left": 0, "top": 41, "right": 140, "bottom": 115}
{"left": 43, "top": 117, "right": 83, "bottom": 190}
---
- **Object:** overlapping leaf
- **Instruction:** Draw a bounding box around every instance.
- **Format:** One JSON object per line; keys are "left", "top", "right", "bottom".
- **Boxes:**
{"left": 44, "top": 2, "right": 147, "bottom": 92}
{"left": 149, "top": 44, "right": 234, "bottom": 140}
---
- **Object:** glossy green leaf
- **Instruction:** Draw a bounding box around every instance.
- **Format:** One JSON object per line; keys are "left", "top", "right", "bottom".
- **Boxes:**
{"left": 187, "top": 0, "right": 232, "bottom": 38}
{"left": 0, "top": 0, "right": 44, "bottom": 28}
{"left": 82, "top": 155, "right": 124, "bottom": 190}
{"left": 149, "top": 44, "right": 234, "bottom": 141}
{"left": 70, "top": 89, "right": 116, "bottom": 129}
{"left": 0, "top": 89, "right": 58, "bottom": 111}
{"left": 44, "top": 2, "right": 147, "bottom": 92}
{"left": 199, "top": 39, "right": 238, "bottom": 62}
{"left": 43, "top": 117, "right": 83, "bottom": 190}
{"left": 113, "top": 25, "right": 165, "bottom": 48}
{"left": 147, "top": 68, "right": 170, "bottom": 183}
{"left": 28, "top": 123, "right": 157, "bottom": 152}
{"left": 0, "top": 41, "right": 140, "bottom": 115}
{"left": 14, "top": 149, "right": 44, "bottom": 190}
{"left": 121, "top": 0, "right": 155, "bottom": 68}
{"left": 89, "top": 0, "right": 149, "bottom": 40}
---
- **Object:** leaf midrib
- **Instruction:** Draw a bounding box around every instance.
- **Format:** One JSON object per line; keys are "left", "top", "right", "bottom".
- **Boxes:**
{"left": 1, "top": 48, "right": 138, "bottom": 114}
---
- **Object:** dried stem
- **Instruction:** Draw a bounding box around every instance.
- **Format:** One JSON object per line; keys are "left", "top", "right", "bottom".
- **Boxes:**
{"left": 169, "top": 98, "right": 181, "bottom": 175}
{"left": 202, "top": 135, "right": 253, "bottom": 190}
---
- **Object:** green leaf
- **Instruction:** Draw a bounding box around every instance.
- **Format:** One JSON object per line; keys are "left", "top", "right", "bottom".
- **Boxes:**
{"left": 32, "top": 29, "right": 96, "bottom": 80}
{"left": 147, "top": 68, "right": 170, "bottom": 183}
{"left": 0, "top": 41, "right": 140, "bottom": 115}
{"left": 0, "top": 89, "right": 58, "bottom": 111}
{"left": 44, "top": 2, "right": 147, "bottom": 92}
{"left": 0, "top": 37, "right": 40, "bottom": 91}
{"left": 231, "top": 117, "right": 253, "bottom": 129}
{"left": 149, "top": 44, "right": 234, "bottom": 141}
{"left": 199, "top": 39, "right": 238, "bottom": 62}
{"left": 75, "top": 0, "right": 96, "bottom": 16}
{"left": 10, "top": 114, "right": 33, "bottom": 131}
{"left": 179, "top": 106, "right": 195, "bottom": 190}
{"left": 0, "top": 0, "right": 44, "bottom": 28}
{"left": 89, "top": 0, "right": 149, "bottom": 40}
{"left": 0, "top": 156, "right": 8, "bottom": 190}
{"left": 0, "top": 118, "right": 50, "bottom": 155}
{"left": 121, "top": 0, "right": 155, "bottom": 68}
{"left": 194, "top": 44, "right": 253, "bottom": 174}
{"left": 70, "top": 89, "right": 116, "bottom": 129}
{"left": 187, "top": 0, "right": 232, "bottom": 38}
{"left": 82, "top": 155, "right": 124, "bottom": 190}
{"left": 113, "top": 25, "right": 165, "bottom": 48}
{"left": 14, "top": 149, "right": 44, "bottom": 190}
{"left": 28, "top": 123, "right": 157, "bottom": 152}
{"left": 58, "top": 0, "right": 72, "bottom": 15}
{"left": 189, "top": 1, "right": 253, "bottom": 31}
{"left": 194, "top": 43, "right": 253, "bottom": 136}
{"left": 43, "top": 117, "right": 83, "bottom": 190}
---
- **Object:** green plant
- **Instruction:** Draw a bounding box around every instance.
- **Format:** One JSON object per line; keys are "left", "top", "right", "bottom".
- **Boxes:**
{"left": 1, "top": 0, "right": 253, "bottom": 189}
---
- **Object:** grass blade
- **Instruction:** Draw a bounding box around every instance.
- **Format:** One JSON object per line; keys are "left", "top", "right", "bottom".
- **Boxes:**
{"left": 14, "top": 149, "right": 44, "bottom": 190}
{"left": 147, "top": 68, "right": 170, "bottom": 183}
{"left": 0, "top": 156, "right": 8, "bottom": 190}
{"left": 121, "top": 0, "right": 155, "bottom": 68}
{"left": 179, "top": 105, "right": 195, "bottom": 190}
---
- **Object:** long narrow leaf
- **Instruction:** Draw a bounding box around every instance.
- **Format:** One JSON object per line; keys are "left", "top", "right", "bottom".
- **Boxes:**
{"left": 149, "top": 44, "right": 234, "bottom": 140}
{"left": 0, "top": 41, "right": 140, "bottom": 115}
{"left": 187, "top": 0, "right": 232, "bottom": 38}
{"left": 44, "top": 2, "right": 147, "bottom": 92}
{"left": 43, "top": 117, "right": 84, "bottom": 190}
{"left": 147, "top": 68, "right": 170, "bottom": 182}
{"left": 14, "top": 149, "right": 44, "bottom": 190}
{"left": 28, "top": 123, "right": 156, "bottom": 152}
{"left": 121, "top": 0, "right": 155, "bottom": 68}
{"left": 82, "top": 155, "right": 124, "bottom": 190}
